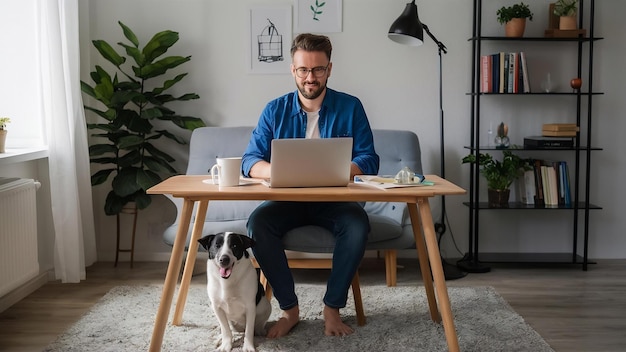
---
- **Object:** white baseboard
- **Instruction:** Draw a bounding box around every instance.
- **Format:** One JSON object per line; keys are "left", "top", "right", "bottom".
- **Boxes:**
{"left": 0, "top": 271, "right": 50, "bottom": 313}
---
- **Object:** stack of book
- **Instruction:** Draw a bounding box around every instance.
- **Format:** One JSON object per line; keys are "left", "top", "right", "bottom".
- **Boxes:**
{"left": 541, "top": 123, "right": 579, "bottom": 137}
{"left": 480, "top": 51, "right": 530, "bottom": 94}
{"left": 517, "top": 159, "right": 572, "bottom": 206}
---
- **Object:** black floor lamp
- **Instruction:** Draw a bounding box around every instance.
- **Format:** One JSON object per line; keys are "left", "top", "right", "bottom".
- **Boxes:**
{"left": 388, "top": 0, "right": 467, "bottom": 280}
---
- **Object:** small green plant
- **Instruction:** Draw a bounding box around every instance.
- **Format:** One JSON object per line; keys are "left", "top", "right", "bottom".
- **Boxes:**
{"left": 497, "top": 2, "right": 534, "bottom": 24}
{"left": 0, "top": 117, "right": 10, "bottom": 130}
{"left": 554, "top": 0, "right": 577, "bottom": 17}
{"left": 462, "top": 150, "right": 532, "bottom": 190}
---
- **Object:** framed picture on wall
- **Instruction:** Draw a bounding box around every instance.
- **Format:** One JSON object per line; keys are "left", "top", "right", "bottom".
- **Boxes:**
{"left": 248, "top": 5, "right": 292, "bottom": 74}
{"left": 295, "top": 0, "right": 342, "bottom": 33}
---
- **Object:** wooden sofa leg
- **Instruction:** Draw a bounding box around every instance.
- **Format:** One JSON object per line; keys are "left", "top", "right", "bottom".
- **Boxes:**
{"left": 351, "top": 272, "right": 366, "bottom": 326}
{"left": 385, "top": 249, "right": 398, "bottom": 287}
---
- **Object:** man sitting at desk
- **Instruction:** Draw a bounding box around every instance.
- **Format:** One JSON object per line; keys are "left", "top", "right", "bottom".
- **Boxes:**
{"left": 242, "top": 33, "right": 379, "bottom": 338}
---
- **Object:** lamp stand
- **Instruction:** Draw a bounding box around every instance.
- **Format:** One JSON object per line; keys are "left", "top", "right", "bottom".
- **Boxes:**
{"left": 422, "top": 24, "right": 467, "bottom": 280}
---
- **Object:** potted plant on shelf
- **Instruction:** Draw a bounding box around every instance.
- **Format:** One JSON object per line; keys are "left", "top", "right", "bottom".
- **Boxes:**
{"left": 496, "top": 2, "right": 534, "bottom": 37}
{"left": 81, "top": 21, "right": 205, "bottom": 265}
{"left": 0, "top": 117, "right": 10, "bottom": 153}
{"left": 462, "top": 150, "right": 532, "bottom": 207}
{"left": 553, "top": 0, "right": 577, "bottom": 30}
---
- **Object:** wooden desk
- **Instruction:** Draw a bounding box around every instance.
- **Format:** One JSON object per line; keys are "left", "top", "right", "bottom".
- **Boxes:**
{"left": 147, "top": 175, "right": 466, "bottom": 352}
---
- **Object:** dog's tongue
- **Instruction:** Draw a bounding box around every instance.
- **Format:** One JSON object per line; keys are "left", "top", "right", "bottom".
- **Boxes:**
{"left": 220, "top": 267, "right": 232, "bottom": 279}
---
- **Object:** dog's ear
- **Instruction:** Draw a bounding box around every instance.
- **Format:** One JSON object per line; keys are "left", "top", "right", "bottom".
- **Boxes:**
{"left": 198, "top": 234, "right": 216, "bottom": 251}
{"left": 238, "top": 234, "right": 256, "bottom": 250}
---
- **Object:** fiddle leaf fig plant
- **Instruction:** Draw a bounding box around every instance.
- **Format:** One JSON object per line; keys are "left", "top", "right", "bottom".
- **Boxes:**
{"left": 462, "top": 150, "right": 532, "bottom": 191}
{"left": 81, "top": 21, "right": 205, "bottom": 216}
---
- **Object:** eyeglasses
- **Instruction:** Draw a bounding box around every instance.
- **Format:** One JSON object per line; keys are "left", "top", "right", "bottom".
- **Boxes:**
{"left": 294, "top": 65, "right": 329, "bottom": 78}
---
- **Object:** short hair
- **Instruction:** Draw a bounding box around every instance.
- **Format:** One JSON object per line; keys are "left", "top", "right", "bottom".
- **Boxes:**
{"left": 290, "top": 33, "right": 332, "bottom": 61}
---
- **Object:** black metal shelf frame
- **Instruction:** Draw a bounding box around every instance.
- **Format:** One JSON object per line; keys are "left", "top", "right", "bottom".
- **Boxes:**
{"left": 460, "top": 0, "right": 602, "bottom": 271}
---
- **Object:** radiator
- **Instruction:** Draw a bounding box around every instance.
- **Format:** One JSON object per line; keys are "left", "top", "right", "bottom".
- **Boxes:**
{"left": 0, "top": 178, "right": 40, "bottom": 297}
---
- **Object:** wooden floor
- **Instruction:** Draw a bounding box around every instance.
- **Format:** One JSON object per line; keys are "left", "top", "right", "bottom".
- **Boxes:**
{"left": 1, "top": 258, "right": 625, "bottom": 352}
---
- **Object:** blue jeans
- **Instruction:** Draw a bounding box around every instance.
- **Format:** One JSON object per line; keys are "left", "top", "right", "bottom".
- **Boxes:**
{"left": 247, "top": 201, "right": 369, "bottom": 311}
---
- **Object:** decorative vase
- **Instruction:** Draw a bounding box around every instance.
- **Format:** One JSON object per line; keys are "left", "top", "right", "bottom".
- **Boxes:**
{"left": 0, "top": 130, "right": 7, "bottom": 153}
{"left": 488, "top": 188, "right": 510, "bottom": 208}
{"left": 559, "top": 16, "right": 577, "bottom": 30}
{"left": 504, "top": 18, "right": 526, "bottom": 37}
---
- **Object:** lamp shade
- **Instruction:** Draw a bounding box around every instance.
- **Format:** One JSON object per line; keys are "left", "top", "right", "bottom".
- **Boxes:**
{"left": 388, "top": 0, "right": 424, "bottom": 46}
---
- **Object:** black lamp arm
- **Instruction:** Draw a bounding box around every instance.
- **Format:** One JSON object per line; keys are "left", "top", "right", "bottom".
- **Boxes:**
{"left": 421, "top": 23, "right": 448, "bottom": 54}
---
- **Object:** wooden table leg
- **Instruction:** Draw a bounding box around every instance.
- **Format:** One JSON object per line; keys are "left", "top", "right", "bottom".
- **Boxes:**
{"left": 149, "top": 199, "right": 195, "bottom": 352}
{"left": 173, "top": 200, "right": 209, "bottom": 325}
{"left": 416, "top": 198, "right": 460, "bottom": 352}
{"left": 407, "top": 203, "right": 440, "bottom": 322}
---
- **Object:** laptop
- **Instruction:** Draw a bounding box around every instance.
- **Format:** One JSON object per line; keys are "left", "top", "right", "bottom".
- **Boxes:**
{"left": 264, "top": 138, "right": 353, "bottom": 188}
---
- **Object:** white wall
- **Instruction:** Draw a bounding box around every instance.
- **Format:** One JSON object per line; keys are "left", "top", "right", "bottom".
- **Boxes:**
{"left": 80, "top": 0, "right": 626, "bottom": 262}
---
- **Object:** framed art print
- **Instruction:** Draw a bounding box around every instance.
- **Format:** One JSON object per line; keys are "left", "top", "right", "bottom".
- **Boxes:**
{"left": 248, "top": 5, "right": 292, "bottom": 74}
{"left": 295, "top": 0, "right": 342, "bottom": 33}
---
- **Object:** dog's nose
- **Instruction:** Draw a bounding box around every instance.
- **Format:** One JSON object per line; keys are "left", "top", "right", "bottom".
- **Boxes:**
{"left": 219, "top": 255, "right": 230, "bottom": 267}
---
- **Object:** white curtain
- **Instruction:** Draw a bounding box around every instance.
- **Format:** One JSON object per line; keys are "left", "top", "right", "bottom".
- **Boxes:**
{"left": 38, "top": 0, "right": 97, "bottom": 283}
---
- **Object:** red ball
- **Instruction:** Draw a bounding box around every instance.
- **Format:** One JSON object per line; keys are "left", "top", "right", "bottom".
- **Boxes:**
{"left": 570, "top": 78, "right": 582, "bottom": 89}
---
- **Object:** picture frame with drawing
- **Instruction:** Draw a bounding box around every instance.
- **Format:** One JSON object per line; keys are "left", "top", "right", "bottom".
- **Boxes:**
{"left": 248, "top": 5, "right": 292, "bottom": 74}
{"left": 295, "top": 0, "right": 342, "bottom": 33}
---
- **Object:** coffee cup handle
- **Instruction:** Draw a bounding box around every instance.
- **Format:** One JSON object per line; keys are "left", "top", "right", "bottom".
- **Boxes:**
{"left": 210, "top": 164, "right": 220, "bottom": 184}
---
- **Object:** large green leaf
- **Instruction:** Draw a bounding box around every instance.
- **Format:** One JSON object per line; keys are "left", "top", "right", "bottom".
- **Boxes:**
{"left": 91, "top": 169, "right": 115, "bottom": 186}
{"left": 152, "top": 73, "right": 187, "bottom": 94}
{"left": 135, "top": 56, "right": 191, "bottom": 79}
{"left": 92, "top": 40, "right": 126, "bottom": 67}
{"left": 118, "top": 21, "right": 139, "bottom": 48}
{"left": 134, "top": 192, "right": 152, "bottom": 210}
{"left": 112, "top": 167, "right": 141, "bottom": 197}
{"left": 104, "top": 190, "right": 125, "bottom": 216}
{"left": 143, "top": 30, "right": 179, "bottom": 63}
{"left": 118, "top": 135, "right": 144, "bottom": 150}
{"left": 117, "top": 150, "right": 142, "bottom": 168}
{"left": 127, "top": 115, "right": 153, "bottom": 134}
{"left": 89, "top": 143, "right": 117, "bottom": 156}
{"left": 144, "top": 142, "right": 175, "bottom": 162}
{"left": 144, "top": 155, "right": 177, "bottom": 174}
{"left": 136, "top": 169, "right": 162, "bottom": 191}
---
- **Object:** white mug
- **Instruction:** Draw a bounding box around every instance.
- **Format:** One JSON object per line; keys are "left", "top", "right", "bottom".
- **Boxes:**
{"left": 210, "top": 157, "right": 242, "bottom": 187}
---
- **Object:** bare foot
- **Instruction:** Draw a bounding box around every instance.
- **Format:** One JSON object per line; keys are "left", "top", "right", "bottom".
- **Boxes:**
{"left": 267, "top": 305, "right": 300, "bottom": 338}
{"left": 323, "top": 305, "right": 354, "bottom": 336}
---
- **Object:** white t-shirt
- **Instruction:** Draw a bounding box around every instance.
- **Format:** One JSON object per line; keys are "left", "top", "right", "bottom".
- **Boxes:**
{"left": 305, "top": 110, "right": 320, "bottom": 139}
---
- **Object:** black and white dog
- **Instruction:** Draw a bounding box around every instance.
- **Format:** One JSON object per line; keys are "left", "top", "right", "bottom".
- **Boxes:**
{"left": 198, "top": 232, "right": 271, "bottom": 352}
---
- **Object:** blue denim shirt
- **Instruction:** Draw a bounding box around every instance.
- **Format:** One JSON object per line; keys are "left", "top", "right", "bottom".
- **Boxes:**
{"left": 242, "top": 88, "right": 379, "bottom": 177}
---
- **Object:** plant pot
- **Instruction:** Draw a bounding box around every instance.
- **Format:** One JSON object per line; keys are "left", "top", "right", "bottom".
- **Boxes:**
{"left": 559, "top": 16, "right": 577, "bottom": 30}
{"left": 0, "top": 130, "right": 7, "bottom": 153}
{"left": 504, "top": 18, "right": 526, "bottom": 37}
{"left": 488, "top": 188, "right": 510, "bottom": 208}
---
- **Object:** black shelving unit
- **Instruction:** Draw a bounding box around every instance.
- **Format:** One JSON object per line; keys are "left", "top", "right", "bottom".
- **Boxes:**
{"left": 458, "top": 0, "right": 603, "bottom": 272}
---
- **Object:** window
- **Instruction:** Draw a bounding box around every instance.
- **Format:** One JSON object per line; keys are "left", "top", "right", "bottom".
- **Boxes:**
{"left": 0, "top": 0, "right": 45, "bottom": 149}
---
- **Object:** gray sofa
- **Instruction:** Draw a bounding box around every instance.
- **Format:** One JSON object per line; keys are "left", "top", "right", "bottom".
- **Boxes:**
{"left": 162, "top": 126, "right": 422, "bottom": 286}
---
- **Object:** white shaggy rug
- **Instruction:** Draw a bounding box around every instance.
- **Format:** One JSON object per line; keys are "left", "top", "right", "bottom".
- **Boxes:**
{"left": 44, "top": 284, "right": 553, "bottom": 352}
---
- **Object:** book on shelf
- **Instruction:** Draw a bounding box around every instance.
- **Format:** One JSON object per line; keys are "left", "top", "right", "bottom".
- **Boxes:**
{"left": 542, "top": 123, "right": 579, "bottom": 132}
{"left": 480, "top": 55, "right": 491, "bottom": 93}
{"left": 531, "top": 159, "right": 545, "bottom": 205}
{"left": 528, "top": 159, "right": 572, "bottom": 207}
{"left": 524, "top": 136, "right": 575, "bottom": 149}
{"left": 520, "top": 51, "right": 530, "bottom": 93}
{"left": 517, "top": 169, "right": 536, "bottom": 205}
{"left": 542, "top": 130, "right": 577, "bottom": 137}
{"left": 479, "top": 52, "right": 529, "bottom": 94}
